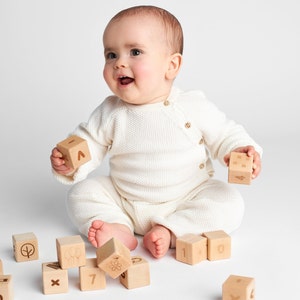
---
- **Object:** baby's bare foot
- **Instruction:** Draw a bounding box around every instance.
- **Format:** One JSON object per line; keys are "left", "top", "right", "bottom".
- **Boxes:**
{"left": 88, "top": 220, "right": 138, "bottom": 250}
{"left": 143, "top": 225, "right": 171, "bottom": 258}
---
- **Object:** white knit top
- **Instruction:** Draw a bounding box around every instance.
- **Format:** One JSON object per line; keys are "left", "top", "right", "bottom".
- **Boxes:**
{"left": 54, "top": 87, "right": 262, "bottom": 203}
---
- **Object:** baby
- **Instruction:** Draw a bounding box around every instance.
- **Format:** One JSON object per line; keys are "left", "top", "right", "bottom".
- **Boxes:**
{"left": 50, "top": 5, "right": 262, "bottom": 258}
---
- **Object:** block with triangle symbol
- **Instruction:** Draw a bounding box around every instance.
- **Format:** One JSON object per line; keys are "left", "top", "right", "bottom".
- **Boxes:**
{"left": 56, "top": 135, "right": 91, "bottom": 169}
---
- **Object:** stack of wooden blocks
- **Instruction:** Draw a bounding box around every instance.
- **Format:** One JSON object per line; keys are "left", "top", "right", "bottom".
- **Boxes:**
{"left": 42, "top": 235, "right": 86, "bottom": 294}
{"left": 42, "top": 235, "right": 150, "bottom": 294}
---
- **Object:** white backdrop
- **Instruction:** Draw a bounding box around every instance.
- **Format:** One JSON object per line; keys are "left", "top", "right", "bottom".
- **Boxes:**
{"left": 0, "top": 1, "right": 299, "bottom": 299}
{"left": 1, "top": 0, "right": 299, "bottom": 146}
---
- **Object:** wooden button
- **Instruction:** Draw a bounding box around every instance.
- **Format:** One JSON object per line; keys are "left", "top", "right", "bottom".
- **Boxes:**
{"left": 185, "top": 122, "right": 191, "bottom": 128}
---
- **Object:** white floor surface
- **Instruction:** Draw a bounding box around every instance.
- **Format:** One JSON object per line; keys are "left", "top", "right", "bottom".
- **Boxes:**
{"left": 0, "top": 138, "right": 299, "bottom": 300}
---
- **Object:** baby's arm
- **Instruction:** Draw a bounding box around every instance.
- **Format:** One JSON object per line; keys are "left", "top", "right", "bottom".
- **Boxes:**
{"left": 50, "top": 147, "right": 75, "bottom": 176}
{"left": 224, "top": 145, "right": 262, "bottom": 179}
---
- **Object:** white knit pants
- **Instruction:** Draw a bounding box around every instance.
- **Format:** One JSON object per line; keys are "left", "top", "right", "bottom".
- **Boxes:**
{"left": 67, "top": 176, "right": 244, "bottom": 246}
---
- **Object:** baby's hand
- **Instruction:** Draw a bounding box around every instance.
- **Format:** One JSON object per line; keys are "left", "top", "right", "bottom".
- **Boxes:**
{"left": 224, "top": 145, "right": 262, "bottom": 179}
{"left": 50, "top": 147, "right": 74, "bottom": 176}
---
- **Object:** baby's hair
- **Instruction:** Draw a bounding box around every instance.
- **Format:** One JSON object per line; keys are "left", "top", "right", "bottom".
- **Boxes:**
{"left": 106, "top": 5, "right": 184, "bottom": 55}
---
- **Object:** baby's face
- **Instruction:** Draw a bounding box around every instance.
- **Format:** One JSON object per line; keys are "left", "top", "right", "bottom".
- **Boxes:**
{"left": 103, "top": 15, "right": 173, "bottom": 105}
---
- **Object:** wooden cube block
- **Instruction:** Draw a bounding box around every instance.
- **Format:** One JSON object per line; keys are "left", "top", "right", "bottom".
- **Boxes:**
{"left": 96, "top": 238, "right": 132, "bottom": 279}
{"left": 176, "top": 234, "right": 207, "bottom": 265}
{"left": 79, "top": 258, "right": 106, "bottom": 291}
{"left": 42, "top": 262, "right": 68, "bottom": 295}
{"left": 228, "top": 152, "right": 253, "bottom": 185}
{"left": 202, "top": 230, "right": 231, "bottom": 261}
{"left": 120, "top": 256, "right": 150, "bottom": 289}
{"left": 0, "top": 275, "right": 13, "bottom": 300}
{"left": 222, "top": 275, "right": 255, "bottom": 300}
{"left": 0, "top": 259, "right": 3, "bottom": 274}
{"left": 12, "top": 232, "right": 39, "bottom": 262}
{"left": 56, "top": 235, "right": 86, "bottom": 269}
{"left": 56, "top": 135, "right": 91, "bottom": 169}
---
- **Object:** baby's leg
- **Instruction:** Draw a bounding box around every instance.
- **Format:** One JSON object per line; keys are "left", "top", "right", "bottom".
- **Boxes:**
{"left": 88, "top": 220, "right": 137, "bottom": 250}
{"left": 67, "top": 176, "right": 137, "bottom": 249}
{"left": 151, "top": 179, "right": 244, "bottom": 245}
{"left": 143, "top": 225, "right": 171, "bottom": 258}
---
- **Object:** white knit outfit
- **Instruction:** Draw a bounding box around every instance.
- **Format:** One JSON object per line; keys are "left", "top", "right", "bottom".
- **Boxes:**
{"left": 53, "top": 87, "right": 262, "bottom": 246}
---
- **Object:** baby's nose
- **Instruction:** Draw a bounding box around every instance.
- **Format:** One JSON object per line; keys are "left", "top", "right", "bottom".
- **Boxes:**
{"left": 114, "top": 58, "right": 128, "bottom": 69}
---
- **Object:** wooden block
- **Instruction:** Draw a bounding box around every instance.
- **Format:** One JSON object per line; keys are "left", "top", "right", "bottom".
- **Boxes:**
{"left": 56, "top": 235, "right": 86, "bottom": 269}
{"left": 12, "top": 232, "right": 39, "bottom": 262}
{"left": 228, "top": 152, "right": 253, "bottom": 185}
{"left": 79, "top": 258, "right": 106, "bottom": 291}
{"left": 202, "top": 230, "right": 231, "bottom": 261}
{"left": 56, "top": 135, "right": 91, "bottom": 169}
{"left": 222, "top": 275, "right": 255, "bottom": 300}
{"left": 0, "top": 259, "right": 3, "bottom": 274}
{"left": 0, "top": 275, "right": 13, "bottom": 300}
{"left": 176, "top": 234, "right": 207, "bottom": 265}
{"left": 96, "top": 238, "right": 132, "bottom": 279}
{"left": 120, "top": 256, "right": 150, "bottom": 289}
{"left": 42, "top": 262, "right": 68, "bottom": 295}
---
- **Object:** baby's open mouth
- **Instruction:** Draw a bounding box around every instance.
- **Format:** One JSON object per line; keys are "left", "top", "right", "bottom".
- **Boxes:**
{"left": 119, "top": 76, "right": 134, "bottom": 85}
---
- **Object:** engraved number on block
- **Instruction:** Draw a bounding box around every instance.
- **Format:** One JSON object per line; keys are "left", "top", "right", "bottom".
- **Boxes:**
{"left": 218, "top": 244, "right": 224, "bottom": 253}
{"left": 89, "top": 274, "right": 96, "bottom": 285}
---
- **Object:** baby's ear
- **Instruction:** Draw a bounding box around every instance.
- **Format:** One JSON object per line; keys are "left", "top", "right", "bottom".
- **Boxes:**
{"left": 166, "top": 53, "right": 182, "bottom": 80}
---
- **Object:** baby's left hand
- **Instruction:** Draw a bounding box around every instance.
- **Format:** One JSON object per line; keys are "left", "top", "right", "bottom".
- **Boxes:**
{"left": 224, "top": 145, "right": 262, "bottom": 179}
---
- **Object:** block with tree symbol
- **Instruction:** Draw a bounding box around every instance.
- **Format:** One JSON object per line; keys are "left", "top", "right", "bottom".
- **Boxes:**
{"left": 12, "top": 232, "right": 39, "bottom": 262}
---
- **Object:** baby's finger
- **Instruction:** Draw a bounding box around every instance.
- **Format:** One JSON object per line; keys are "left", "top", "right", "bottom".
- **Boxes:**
{"left": 52, "top": 147, "right": 63, "bottom": 158}
{"left": 50, "top": 155, "right": 65, "bottom": 167}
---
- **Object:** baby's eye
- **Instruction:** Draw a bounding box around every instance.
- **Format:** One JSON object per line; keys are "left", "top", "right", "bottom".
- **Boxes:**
{"left": 106, "top": 52, "right": 117, "bottom": 60}
{"left": 130, "top": 49, "right": 141, "bottom": 56}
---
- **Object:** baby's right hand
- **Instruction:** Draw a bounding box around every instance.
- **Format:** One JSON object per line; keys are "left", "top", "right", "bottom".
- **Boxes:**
{"left": 50, "top": 147, "right": 74, "bottom": 176}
